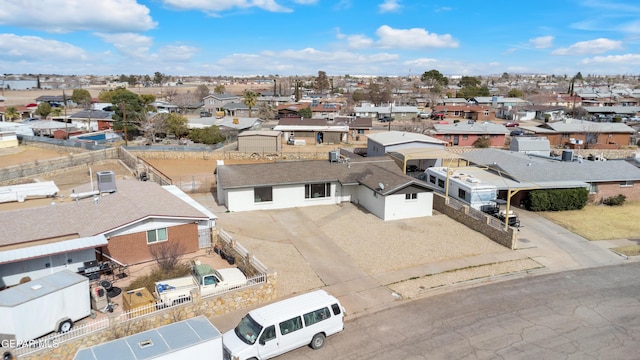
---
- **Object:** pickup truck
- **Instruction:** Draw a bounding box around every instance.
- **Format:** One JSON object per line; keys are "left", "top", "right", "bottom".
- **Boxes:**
{"left": 155, "top": 262, "right": 248, "bottom": 306}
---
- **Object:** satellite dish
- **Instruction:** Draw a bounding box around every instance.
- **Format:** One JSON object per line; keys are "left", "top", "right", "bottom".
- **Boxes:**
{"left": 379, "top": 183, "right": 385, "bottom": 190}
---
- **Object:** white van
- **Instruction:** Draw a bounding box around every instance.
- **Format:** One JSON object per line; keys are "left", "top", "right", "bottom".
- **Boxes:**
{"left": 222, "top": 290, "right": 345, "bottom": 360}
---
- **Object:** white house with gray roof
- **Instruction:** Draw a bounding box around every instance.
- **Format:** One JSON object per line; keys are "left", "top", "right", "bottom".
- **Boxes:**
{"left": 216, "top": 154, "right": 434, "bottom": 221}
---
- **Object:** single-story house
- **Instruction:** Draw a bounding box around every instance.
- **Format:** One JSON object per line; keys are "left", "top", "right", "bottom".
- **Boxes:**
{"left": 462, "top": 148, "right": 640, "bottom": 205}
{"left": 0, "top": 179, "right": 216, "bottom": 288}
{"left": 216, "top": 153, "right": 434, "bottom": 221}
{"left": 366, "top": 131, "right": 448, "bottom": 157}
{"left": 274, "top": 118, "right": 349, "bottom": 145}
{"left": 430, "top": 121, "right": 509, "bottom": 147}
{"left": 69, "top": 109, "right": 114, "bottom": 131}
{"left": 519, "top": 119, "right": 636, "bottom": 149}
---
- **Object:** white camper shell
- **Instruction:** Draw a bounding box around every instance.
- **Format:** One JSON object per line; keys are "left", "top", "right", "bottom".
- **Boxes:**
{"left": 420, "top": 167, "right": 498, "bottom": 210}
{"left": 223, "top": 290, "right": 345, "bottom": 360}
{"left": 0, "top": 270, "right": 91, "bottom": 344}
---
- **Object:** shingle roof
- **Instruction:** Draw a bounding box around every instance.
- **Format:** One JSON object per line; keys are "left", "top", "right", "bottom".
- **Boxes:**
{"left": 462, "top": 148, "right": 640, "bottom": 183}
{"left": 0, "top": 180, "right": 211, "bottom": 247}
{"left": 433, "top": 122, "right": 509, "bottom": 134}
{"left": 366, "top": 131, "right": 447, "bottom": 146}
{"left": 217, "top": 157, "right": 428, "bottom": 196}
{"left": 541, "top": 119, "right": 636, "bottom": 133}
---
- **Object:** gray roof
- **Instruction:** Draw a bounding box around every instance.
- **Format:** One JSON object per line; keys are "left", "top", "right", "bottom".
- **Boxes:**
{"left": 582, "top": 106, "right": 640, "bottom": 114}
{"left": 542, "top": 119, "right": 636, "bottom": 133}
{"left": 238, "top": 130, "right": 281, "bottom": 137}
{"left": 217, "top": 156, "right": 431, "bottom": 196}
{"left": 0, "top": 180, "right": 212, "bottom": 247}
{"left": 74, "top": 316, "right": 221, "bottom": 360}
{"left": 366, "top": 131, "right": 447, "bottom": 146}
{"left": 0, "top": 234, "right": 108, "bottom": 265}
{"left": 70, "top": 109, "right": 114, "bottom": 120}
{"left": 462, "top": 148, "right": 640, "bottom": 184}
{"left": 432, "top": 122, "right": 509, "bottom": 134}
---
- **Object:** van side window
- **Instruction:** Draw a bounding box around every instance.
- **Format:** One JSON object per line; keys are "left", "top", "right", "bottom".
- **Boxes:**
{"left": 279, "top": 316, "right": 303, "bottom": 335}
{"left": 260, "top": 325, "right": 276, "bottom": 343}
{"left": 331, "top": 303, "right": 341, "bottom": 316}
{"left": 303, "top": 307, "right": 331, "bottom": 326}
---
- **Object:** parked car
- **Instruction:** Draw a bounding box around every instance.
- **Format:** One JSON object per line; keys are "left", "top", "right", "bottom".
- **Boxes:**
{"left": 510, "top": 129, "right": 525, "bottom": 136}
{"left": 379, "top": 115, "right": 394, "bottom": 122}
{"left": 418, "top": 112, "right": 431, "bottom": 119}
{"left": 505, "top": 121, "right": 520, "bottom": 127}
{"left": 431, "top": 112, "right": 445, "bottom": 120}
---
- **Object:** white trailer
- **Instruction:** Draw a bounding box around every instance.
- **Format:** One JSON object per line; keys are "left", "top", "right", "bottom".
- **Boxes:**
{"left": 73, "top": 316, "right": 223, "bottom": 360}
{"left": 420, "top": 167, "right": 498, "bottom": 210}
{"left": 0, "top": 270, "right": 91, "bottom": 344}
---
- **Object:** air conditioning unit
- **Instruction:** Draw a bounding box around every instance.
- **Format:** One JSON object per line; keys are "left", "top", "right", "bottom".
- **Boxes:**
{"left": 329, "top": 151, "right": 340, "bottom": 163}
{"left": 96, "top": 171, "right": 117, "bottom": 193}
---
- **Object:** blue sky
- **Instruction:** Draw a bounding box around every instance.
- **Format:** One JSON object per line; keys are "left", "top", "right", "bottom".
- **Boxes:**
{"left": 1, "top": 0, "right": 640, "bottom": 77}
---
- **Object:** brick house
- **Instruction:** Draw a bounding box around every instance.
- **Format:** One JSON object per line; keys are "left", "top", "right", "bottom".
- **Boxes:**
{"left": 431, "top": 121, "right": 509, "bottom": 147}
{"left": 523, "top": 119, "right": 636, "bottom": 149}
{"left": 0, "top": 180, "right": 216, "bottom": 288}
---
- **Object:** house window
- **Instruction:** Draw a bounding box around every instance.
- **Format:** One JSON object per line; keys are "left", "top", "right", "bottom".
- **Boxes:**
{"left": 254, "top": 187, "right": 273, "bottom": 202}
{"left": 357, "top": 129, "right": 365, "bottom": 134}
{"left": 562, "top": 133, "right": 570, "bottom": 139}
{"left": 405, "top": 193, "right": 417, "bottom": 200}
{"left": 305, "top": 183, "right": 331, "bottom": 198}
{"left": 147, "top": 228, "right": 168, "bottom": 244}
{"left": 444, "top": 135, "right": 451, "bottom": 140}
{"left": 462, "top": 135, "right": 468, "bottom": 140}
{"left": 589, "top": 183, "right": 598, "bottom": 194}
{"left": 620, "top": 181, "right": 633, "bottom": 187}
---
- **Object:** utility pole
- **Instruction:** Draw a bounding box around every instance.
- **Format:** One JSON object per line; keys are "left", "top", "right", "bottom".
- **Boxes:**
{"left": 387, "top": 102, "right": 393, "bottom": 131}
{"left": 120, "top": 102, "right": 128, "bottom": 146}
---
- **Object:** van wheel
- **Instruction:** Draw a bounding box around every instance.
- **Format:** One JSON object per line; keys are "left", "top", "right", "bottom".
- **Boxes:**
{"left": 58, "top": 319, "right": 73, "bottom": 333}
{"left": 310, "top": 333, "right": 325, "bottom": 349}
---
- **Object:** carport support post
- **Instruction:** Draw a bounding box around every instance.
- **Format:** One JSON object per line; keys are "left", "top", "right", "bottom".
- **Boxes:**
{"left": 504, "top": 189, "right": 521, "bottom": 230}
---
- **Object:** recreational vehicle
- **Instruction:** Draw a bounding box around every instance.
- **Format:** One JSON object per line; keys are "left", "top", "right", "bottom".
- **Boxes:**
{"left": 420, "top": 167, "right": 497, "bottom": 210}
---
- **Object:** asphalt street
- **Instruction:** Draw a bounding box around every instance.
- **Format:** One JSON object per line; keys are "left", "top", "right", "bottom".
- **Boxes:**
{"left": 278, "top": 262, "right": 640, "bottom": 360}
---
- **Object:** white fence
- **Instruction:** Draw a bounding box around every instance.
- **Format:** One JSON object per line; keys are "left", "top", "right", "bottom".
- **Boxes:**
{"left": 13, "top": 317, "right": 109, "bottom": 357}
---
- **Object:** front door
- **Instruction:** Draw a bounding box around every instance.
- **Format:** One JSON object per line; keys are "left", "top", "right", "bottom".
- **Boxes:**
{"left": 453, "top": 135, "right": 459, "bottom": 145}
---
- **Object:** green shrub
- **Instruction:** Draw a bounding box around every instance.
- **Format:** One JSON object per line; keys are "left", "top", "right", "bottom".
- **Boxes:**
{"left": 527, "top": 187, "right": 589, "bottom": 211}
{"left": 603, "top": 194, "right": 626, "bottom": 206}
{"left": 125, "top": 263, "right": 191, "bottom": 293}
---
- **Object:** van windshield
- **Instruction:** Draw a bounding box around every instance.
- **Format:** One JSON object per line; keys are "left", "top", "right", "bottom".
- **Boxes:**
{"left": 234, "top": 314, "right": 263, "bottom": 345}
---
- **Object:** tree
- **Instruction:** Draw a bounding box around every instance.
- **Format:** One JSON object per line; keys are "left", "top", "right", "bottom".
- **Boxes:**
{"left": 166, "top": 113, "right": 190, "bottom": 138}
{"left": 189, "top": 125, "right": 225, "bottom": 145}
{"left": 508, "top": 88, "right": 523, "bottom": 98}
{"left": 35, "top": 102, "right": 51, "bottom": 119}
{"left": 298, "top": 107, "right": 312, "bottom": 119}
{"left": 50, "top": 107, "right": 63, "bottom": 117}
{"left": 457, "top": 86, "right": 490, "bottom": 99}
{"left": 257, "top": 102, "right": 276, "bottom": 120}
{"left": 71, "top": 89, "right": 92, "bottom": 108}
{"left": 153, "top": 71, "right": 165, "bottom": 86}
{"left": 195, "top": 85, "right": 210, "bottom": 101}
{"left": 313, "top": 71, "right": 330, "bottom": 95}
{"left": 352, "top": 89, "right": 367, "bottom": 103}
{"left": 243, "top": 90, "right": 259, "bottom": 117}
{"left": 459, "top": 76, "right": 480, "bottom": 88}
{"left": 213, "top": 85, "right": 226, "bottom": 94}
{"left": 420, "top": 69, "right": 448, "bottom": 88}
{"left": 4, "top": 106, "right": 19, "bottom": 121}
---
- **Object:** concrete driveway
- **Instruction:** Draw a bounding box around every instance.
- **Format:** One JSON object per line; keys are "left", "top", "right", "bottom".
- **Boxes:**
{"left": 192, "top": 194, "right": 622, "bottom": 331}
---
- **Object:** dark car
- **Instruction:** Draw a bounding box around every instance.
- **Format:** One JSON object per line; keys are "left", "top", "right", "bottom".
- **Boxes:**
{"left": 379, "top": 115, "right": 394, "bottom": 122}
{"left": 510, "top": 129, "right": 525, "bottom": 136}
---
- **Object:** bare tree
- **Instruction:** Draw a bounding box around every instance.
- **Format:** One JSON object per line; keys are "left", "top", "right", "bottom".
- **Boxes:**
{"left": 149, "top": 241, "right": 186, "bottom": 273}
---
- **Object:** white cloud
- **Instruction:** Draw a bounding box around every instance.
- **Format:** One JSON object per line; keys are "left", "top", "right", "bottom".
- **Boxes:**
{"left": 551, "top": 38, "right": 623, "bottom": 55}
{"left": 0, "top": 34, "right": 88, "bottom": 61}
{"left": 375, "top": 25, "right": 459, "bottom": 49}
{"left": 582, "top": 53, "right": 640, "bottom": 64}
{"left": 95, "top": 33, "right": 154, "bottom": 59}
{"left": 345, "top": 34, "right": 374, "bottom": 49}
{"left": 162, "top": 0, "right": 292, "bottom": 13}
{"left": 158, "top": 45, "right": 199, "bottom": 62}
{"left": 0, "top": 0, "right": 156, "bottom": 33}
{"left": 529, "top": 36, "right": 554, "bottom": 49}
{"left": 379, "top": 0, "right": 401, "bottom": 13}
